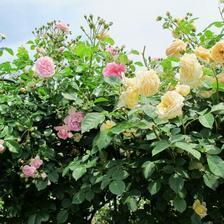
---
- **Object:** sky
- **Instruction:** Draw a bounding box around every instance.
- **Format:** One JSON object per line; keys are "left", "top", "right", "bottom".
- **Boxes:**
{"left": 0, "top": 0, "right": 222, "bottom": 60}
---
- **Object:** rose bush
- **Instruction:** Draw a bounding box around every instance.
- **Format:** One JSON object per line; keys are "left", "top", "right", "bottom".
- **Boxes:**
{"left": 1, "top": 7, "right": 224, "bottom": 224}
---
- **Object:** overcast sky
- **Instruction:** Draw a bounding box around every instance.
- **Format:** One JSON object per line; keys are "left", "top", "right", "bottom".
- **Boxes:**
{"left": 0, "top": 0, "right": 222, "bottom": 59}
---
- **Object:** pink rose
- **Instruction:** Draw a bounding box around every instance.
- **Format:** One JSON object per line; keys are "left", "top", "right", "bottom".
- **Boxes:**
{"left": 55, "top": 22, "right": 70, "bottom": 33}
{"left": 64, "top": 110, "right": 84, "bottom": 131}
{"left": 22, "top": 165, "right": 36, "bottom": 178}
{"left": 103, "top": 62, "right": 125, "bottom": 78}
{"left": 34, "top": 56, "right": 55, "bottom": 78}
{"left": 0, "top": 140, "right": 5, "bottom": 153}
{"left": 30, "top": 156, "right": 43, "bottom": 169}
{"left": 106, "top": 47, "right": 117, "bottom": 56}
{"left": 54, "top": 125, "right": 73, "bottom": 140}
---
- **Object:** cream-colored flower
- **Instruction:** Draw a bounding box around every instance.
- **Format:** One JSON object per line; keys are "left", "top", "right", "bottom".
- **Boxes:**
{"left": 194, "top": 46, "right": 210, "bottom": 62}
{"left": 100, "top": 120, "right": 116, "bottom": 131}
{"left": 211, "top": 41, "right": 224, "bottom": 63}
{"left": 193, "top": 199, "right": 207, "bottom": 219}
{"left": 119, "top": 87, "right": 139, "bottom": 109}
{"left": 179, "top": 53, "right": 203, "bottom": 87}
{"left": 122, "top": 76, "right": 138, "bottom": 89}
{"left": 157, "top": 91, "right": 184, "bottom": 120}
{"left": 123, "top": 129, "right": 137, "bottom": 138}
{"left": 0, "top": 140, "right": 5, "bottom": 153}
{"left": 175, "top": 84, "right": 190, "bottom": 97}
{"left": 166, "top": 39, "right": 187, "bottom": 56}
{"left": 217, "top": 73, "right": 224, "bottom": 84}
{"left": 136, "top": 70, "right": 160, "bottom": 97}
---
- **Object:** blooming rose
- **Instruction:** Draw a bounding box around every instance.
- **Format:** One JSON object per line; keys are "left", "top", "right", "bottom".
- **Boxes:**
{"left": 194, "top": 46, "right": 210, "bottom": 61}
{"left": 157, "top": 91, "right": 184, "bottom": 119}
{"left": 22, "top": 165, "right": 36, "bottom": 178}
{"left": 30, "top": 156, "right": 43, "bottom": 169}
{"left": 54, "top": 125, "right": 73, "bottom": 140}
{"left": 55, "top": 22, "right": 70, "bottom": 33}
{"left": 0, "top": 140, "right": 5, "bottom": 153}
{"left": 100, "top": 120, "right": 116, "bottom": 131}
{"left": 193, "top": 199, "right": 207, "bottom": 218}
{"left": 119, "top": 87, "right": 139, "bottom": 109}
{"left": 136, "top": 70, "right": 160, "bottom": 97}
{"left": 210, "top": 41, "right": 224, "bottom": 63}
{"left": 103, "top": 62, "right": 125, "bottom": 78}
{"left": 166, "top": 39, "right": 187, "bottom": 56}
{"left": 175, "top": 84, "right": 190, "bottom": 97}
{"left": 179, "top": 54, "right": 203, "bottom": 87}
{"left": 106, "top": 46, "right": 118, "bottom": 56}
{"left": 64, "top": 110, "right": 84, "bottom": 131}
{"left": 34, "top": 56, "right": 55, "bottom": 77}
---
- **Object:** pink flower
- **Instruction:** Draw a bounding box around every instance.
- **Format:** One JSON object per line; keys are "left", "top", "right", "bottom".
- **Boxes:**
{"left": 64, "top": 110, "right": 84, "bottom": 131}
{"left": 0, "top": 140, "right": 5, "bottom": 153}
{"left": 55, "top": 22, "right": 70, "bottom": 33}
{"left": 30, "top": 156, "right": 43, "bottom": 169}
{"left": 103, "top": 62, "right": 125, "bottom": 78}
{"left": 35, "top": 56, "right": 55, "bottom": 77}
{"left": 54, "top": 125, "right": 73, "bottom": 140}
{"left": 106, "top": 47, "right": 117, "bottom": 56}
{"left": 22, "top": 165, "right": 36, "bottom": 178}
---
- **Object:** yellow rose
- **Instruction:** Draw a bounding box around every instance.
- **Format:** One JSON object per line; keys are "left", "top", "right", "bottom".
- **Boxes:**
{"left": 217, "top": 73, "right": 224, "bottom": 84}
{"left": 179, "top": 53, "right": 203, "bottom": 87}
{"left": 166, "top": 39, "right": 187, "bottom": 56}
{"left": 136, "top": 70, "right": 160, "bottom": 97}
{"left": 175, "top": 84, "right": 190, "bottom": 97}
{"left": 122, "top": 76, "right": 137, "bottom": 89}
{"left": 194, "top": 46, "right": 210, "bottom": 62}
{"left": 211, "top": 41, "right": 224, "bottom": 63}
{"left": 119, "top": 87, "right": 139, "bottom": 109}
{"left": 193, "top": 200, "right": 207, "bottom": 219}
{"left": 100, "top": 120, "right": 116, "bottom": 131}
{"left": 157, "top": 91, "right": 184, "bottom": 120}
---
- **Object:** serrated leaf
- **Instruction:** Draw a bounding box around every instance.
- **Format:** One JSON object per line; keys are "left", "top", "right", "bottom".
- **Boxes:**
{"left": 199, "top": 113, "right": 214, "bottom": 129}
{"left": 109, "top": 180, "right": 126, "bottom": 195}
{"left": 207, "top": 155, "right": 224, "bottom": 178}
{"left": 174, "top": 142, "right": 201, "bottom": 160}
{"left": 72, "top": 167, "right": 86, "bottom": 181}
{"left": 152, "top": 140, "right": 170, "bottom": 156}
{"left": 81, "top": 112, "right": 105, "bottom": 133}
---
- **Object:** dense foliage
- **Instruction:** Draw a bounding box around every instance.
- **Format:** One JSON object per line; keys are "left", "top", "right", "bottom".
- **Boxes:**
{"left": 1, "top": 8, "right": 224, "bottom": 224}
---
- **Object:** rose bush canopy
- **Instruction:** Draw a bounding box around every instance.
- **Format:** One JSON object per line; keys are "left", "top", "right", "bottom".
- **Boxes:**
{"left": 1, "top": 8, "right": 224, "bottom": 224}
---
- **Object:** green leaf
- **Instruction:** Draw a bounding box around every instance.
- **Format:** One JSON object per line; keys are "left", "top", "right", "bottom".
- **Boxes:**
{"left": 93, "top": 131, "right": 112, "bottom": 150}
{"left": 174, "top": 142, "right": 201, "bottom": 160}
{"left": 152, "top": 140, "right": 170, "bottom": 156}
{"left": 203, "top": 172, "right": 219, "bottom": 190}
{"left": 207, "top": 155, "right": 224, "bottom": 178}
{"left": 173, "top": 196, "right": 187, "bottom": 213}
{"left": 112, "top": 169, "right": 128, "bottom": 181}
{"left": 199, "top": 113, "right": 214, "bottom": 129}
{"left": 130, "top": 49, "right": 139, "bottom": 55}
{"left": 109, "top": 180, "right": 126, "bottom": 195}
{"left": 147, "top": 180, "right": 161, "bottom": 195}
{"left": 57, "top": 210, "right": 68, "bottom": 224}
{"left": 169, "top": 174, "right": 184, "bottom": 193}
{"left": 72, "top": 191, "right": 85, "bottom": 204}
{"left": 35, "top": 180, "right": 48, "bottom": 191}
{"left": 211, "top": 103, "right": 224, "bottom": 113}
{"left": 72, "top": 166, "right": 87, "bottom": 181}
{"left": 81, "top": 112, "right": 105, "bottom": 133}
{"left": 142, "top": 161, "right": 156, "bottom": 179}
{"left": 5, "top": 140, "right": 20, "bottom": 153}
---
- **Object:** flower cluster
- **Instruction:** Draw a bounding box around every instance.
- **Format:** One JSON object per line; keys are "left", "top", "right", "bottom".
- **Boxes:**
{"left": 54, "top": 109, "right": 84, "bottom": 140}
{"left": 22, "top": 156, "right": 43, "bottom": 178}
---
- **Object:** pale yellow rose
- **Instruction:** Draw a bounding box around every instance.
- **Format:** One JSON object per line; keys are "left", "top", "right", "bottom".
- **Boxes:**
{"left": 192, "top": 200, "right": 207, "bottom": 219}
{"left": 210, "top": 41, "right": 224, "bottom": 63}
{"left": 122, "top": 76, "right": 138, "bottom": 89}
{"left": 175, "top": 84, "right": 190, "bottom": 97}
{"left": 166, "top": 39, "right": 187, "bottom": 56}
{"left": 119, "top": 87, "right": 139, "bottom": 109}
{"left": 194, "top": 46, "right": 210, "bottom": 61}
{"left": 179, "top": 53, "right": 203, "bottom": 87}
{"left": 136, "top": 70, "right": 160, "bottom": 97}
{"left": 157, "top": 91, "right": 184, "bottom": 120}
{"left": 100, "top": 120, "right": 116, "bottom": 131}
{"left": 217, "top": 73, "right": 224, "bottom": 84}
